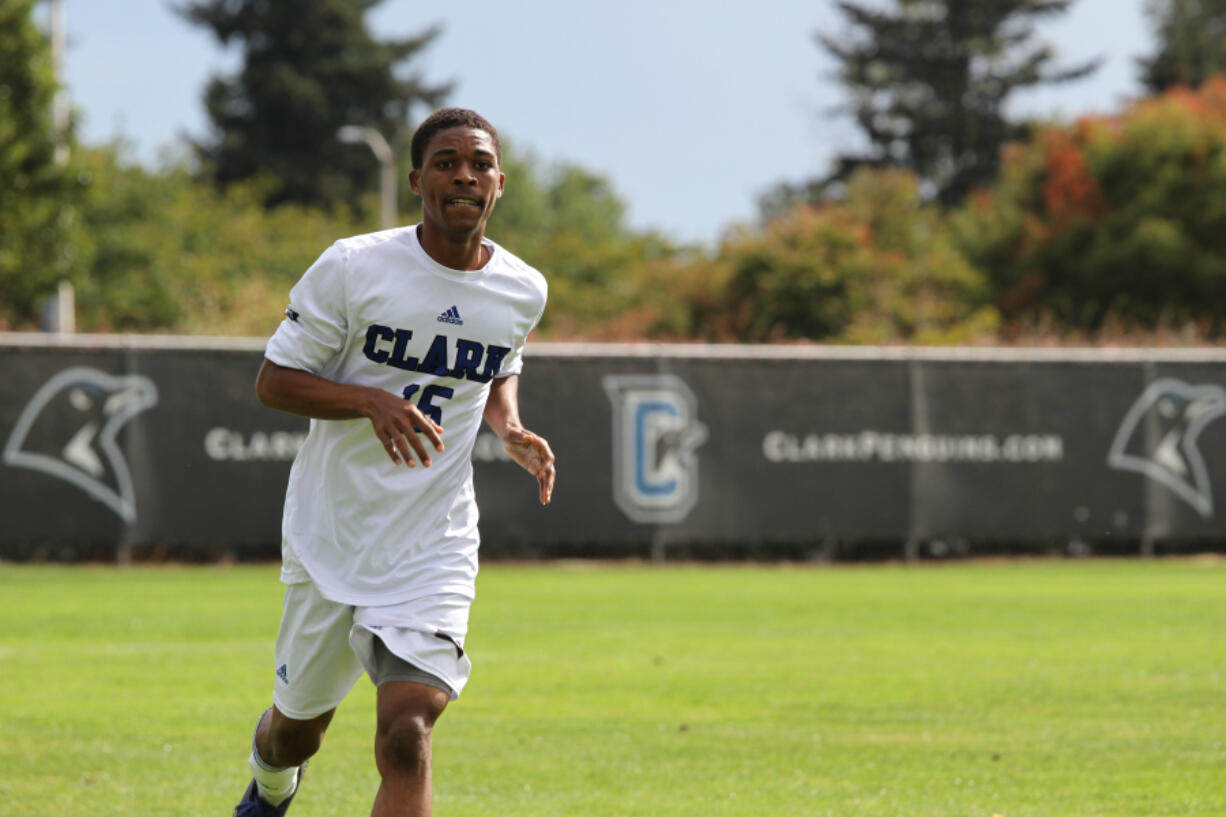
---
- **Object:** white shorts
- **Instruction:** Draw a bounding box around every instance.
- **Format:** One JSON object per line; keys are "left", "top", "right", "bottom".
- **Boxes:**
{"left": 271, "top": 581, "right": 473, "bottom": 719}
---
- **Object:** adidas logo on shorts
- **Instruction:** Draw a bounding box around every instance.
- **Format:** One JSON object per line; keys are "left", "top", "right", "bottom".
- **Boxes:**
{"left": 437, "top": 305, "right": 463, "bottom": 326}
{"left": 276, "top": 664, "right": 289, "bottom": 684}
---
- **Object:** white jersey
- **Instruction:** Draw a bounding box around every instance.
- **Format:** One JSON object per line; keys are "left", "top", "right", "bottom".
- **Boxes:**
{"left": 264, "top": 225, "right": 547, "bottom": 607}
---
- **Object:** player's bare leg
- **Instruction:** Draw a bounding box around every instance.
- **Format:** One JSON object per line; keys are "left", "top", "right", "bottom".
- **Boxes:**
{"left": 372, "top": 681, "right": 450, "bottom": 817}
{"left": 234, "top": 706, "right": 333, "bottom": 815}
{"left": 259, "top": 706, "right": 335, "bottom": 767}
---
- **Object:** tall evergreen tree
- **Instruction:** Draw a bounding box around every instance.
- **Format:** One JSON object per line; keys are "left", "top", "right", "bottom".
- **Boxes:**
{"left": 0, "top": 0, "right": 83, "bottom": 328}
{"left": 818, "top": 0, "right": 1097, "bottom": 205}
{"left": 1138, "top": 0, "right": 1226, "bottom": 93}
{"left": 178, "top": 0, "right": 450, "bottom": 210}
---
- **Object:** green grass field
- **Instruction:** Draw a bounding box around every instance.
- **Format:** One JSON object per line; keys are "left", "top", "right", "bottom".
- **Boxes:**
{"left": 1, "top": 559, "right": 1223, "bottom": 816}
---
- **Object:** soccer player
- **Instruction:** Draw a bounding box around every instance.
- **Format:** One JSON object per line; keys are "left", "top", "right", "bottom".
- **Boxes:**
{"left": 231, "top": 108, "right": 555, "bottom": 817}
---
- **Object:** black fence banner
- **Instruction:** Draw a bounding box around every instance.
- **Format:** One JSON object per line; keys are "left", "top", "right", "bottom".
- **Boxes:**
{"left": 4, "top": 335, "right": 1226, "bottom": 560}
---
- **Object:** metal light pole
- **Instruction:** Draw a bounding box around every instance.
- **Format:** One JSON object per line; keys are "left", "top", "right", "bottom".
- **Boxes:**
{"left": 337, "top": 126, "right": 398, "bottom": 230}
{"left": 43, "top": 0, "right": 74, "bottom": 334}
{"left": 50, "top": 0, "right": 68, "bottom": 165}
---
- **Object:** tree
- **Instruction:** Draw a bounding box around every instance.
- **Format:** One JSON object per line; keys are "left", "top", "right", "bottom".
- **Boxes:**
{"left": 0, "top": 0, "right": 85, "bottom": 328}
{"left": 725, "top": 169, "right": 998, "bottom": 343}
{"left": 1138, "top": 0, "right": 1226, "bottom": 94}
{"left": 74, "top": 142, "right": 371, "bottom": 334}
{"left": 69, "top": 140, "right": 680, "bottom": 339}
{"left": 953, "top": 79, "right": 1226, "bottom": 337}
{"left": 178, "top": 0, "right": 449, "bottom": 210}
{"left": 816, "top": 0, "right": 1098, "bottom": 206}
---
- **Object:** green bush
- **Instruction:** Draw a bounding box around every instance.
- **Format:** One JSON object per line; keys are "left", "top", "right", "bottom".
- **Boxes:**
{"left": 720, "top": 169, "right": 998, "bottom": 343}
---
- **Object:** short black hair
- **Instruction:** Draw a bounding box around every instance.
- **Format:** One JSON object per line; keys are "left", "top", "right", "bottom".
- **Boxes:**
{"left": 410, "top": 108, "right": 502, "bottom": 170}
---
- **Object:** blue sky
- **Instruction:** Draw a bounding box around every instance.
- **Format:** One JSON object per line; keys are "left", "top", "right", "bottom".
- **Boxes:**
{"left": 60, "top": 0, "right": 1152, "bottom": 247}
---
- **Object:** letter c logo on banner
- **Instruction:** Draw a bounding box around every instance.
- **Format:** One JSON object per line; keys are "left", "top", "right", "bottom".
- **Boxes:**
{"left": 602, "top": 374, "right": 708, "bottom": 524}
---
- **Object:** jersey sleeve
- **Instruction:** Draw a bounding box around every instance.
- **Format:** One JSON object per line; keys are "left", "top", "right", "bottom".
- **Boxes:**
{"left": 494, "top": 275, "right": 548, "bottom": 379}
{"left": 497, "top": 336, "right": 527, "bottom": 379}
{"left": 265, "top": 243, "right": 349, "bottom": 373}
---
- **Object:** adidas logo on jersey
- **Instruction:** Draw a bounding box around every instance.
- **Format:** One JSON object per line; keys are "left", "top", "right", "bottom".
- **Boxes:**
{"left": 437, "top": 305, "right": 463, "bottom": 325}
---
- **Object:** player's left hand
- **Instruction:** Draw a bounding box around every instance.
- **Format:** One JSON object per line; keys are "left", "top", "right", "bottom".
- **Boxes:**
{"left": 502, "top": 427, "right": 555, "bottom": 505}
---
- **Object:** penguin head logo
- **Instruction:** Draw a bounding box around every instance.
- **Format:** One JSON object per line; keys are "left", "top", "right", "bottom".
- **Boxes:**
{"left": 3, "top": 367, "right": 159, "bottom": 522}
{"left": 1107, "top": 378, "right": 1226, "bottom": 518}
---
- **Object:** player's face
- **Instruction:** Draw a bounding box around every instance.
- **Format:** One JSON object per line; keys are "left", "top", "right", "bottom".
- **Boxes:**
{"left": 410, "top": 126, "right": 504, "bottom": 239}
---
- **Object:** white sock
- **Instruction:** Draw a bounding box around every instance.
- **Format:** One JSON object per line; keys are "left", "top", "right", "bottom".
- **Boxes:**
{"left": 249, "top": 747, "right": 300, "bottom": 806}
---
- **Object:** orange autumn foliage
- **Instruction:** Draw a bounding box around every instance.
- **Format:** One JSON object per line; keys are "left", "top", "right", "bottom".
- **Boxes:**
{"left": 954, "top": 75, "right": 1226, "bottom": 338}
{"left": 1039, "top": 129, "right": 1104, "bottom": 230}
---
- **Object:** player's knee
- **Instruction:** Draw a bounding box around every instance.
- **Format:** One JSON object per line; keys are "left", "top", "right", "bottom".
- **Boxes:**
{"left": 376, "top": 712, "right": 433, "bottom": 774}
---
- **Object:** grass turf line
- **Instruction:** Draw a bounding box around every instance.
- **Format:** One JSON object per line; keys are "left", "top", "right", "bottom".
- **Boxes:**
{"left": 0, "top": 560, "right": 1222, "bottom": 816}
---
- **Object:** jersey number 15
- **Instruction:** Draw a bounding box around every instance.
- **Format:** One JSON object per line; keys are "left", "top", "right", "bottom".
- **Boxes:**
{"left": 402, "top": 383, "right": 454, "bottom": 425}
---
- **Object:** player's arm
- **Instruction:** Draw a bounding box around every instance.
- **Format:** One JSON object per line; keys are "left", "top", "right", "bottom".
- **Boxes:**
{"left": 483, "top": 374, "right": 555, "bottom": 505}
{"left": 256, "top": 358, "right": 444, "bottom": 467}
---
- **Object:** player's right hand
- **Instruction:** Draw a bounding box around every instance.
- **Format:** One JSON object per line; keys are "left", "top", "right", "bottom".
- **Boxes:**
{"left": 365, "top": 391, "right": 445, "bottom": 467}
